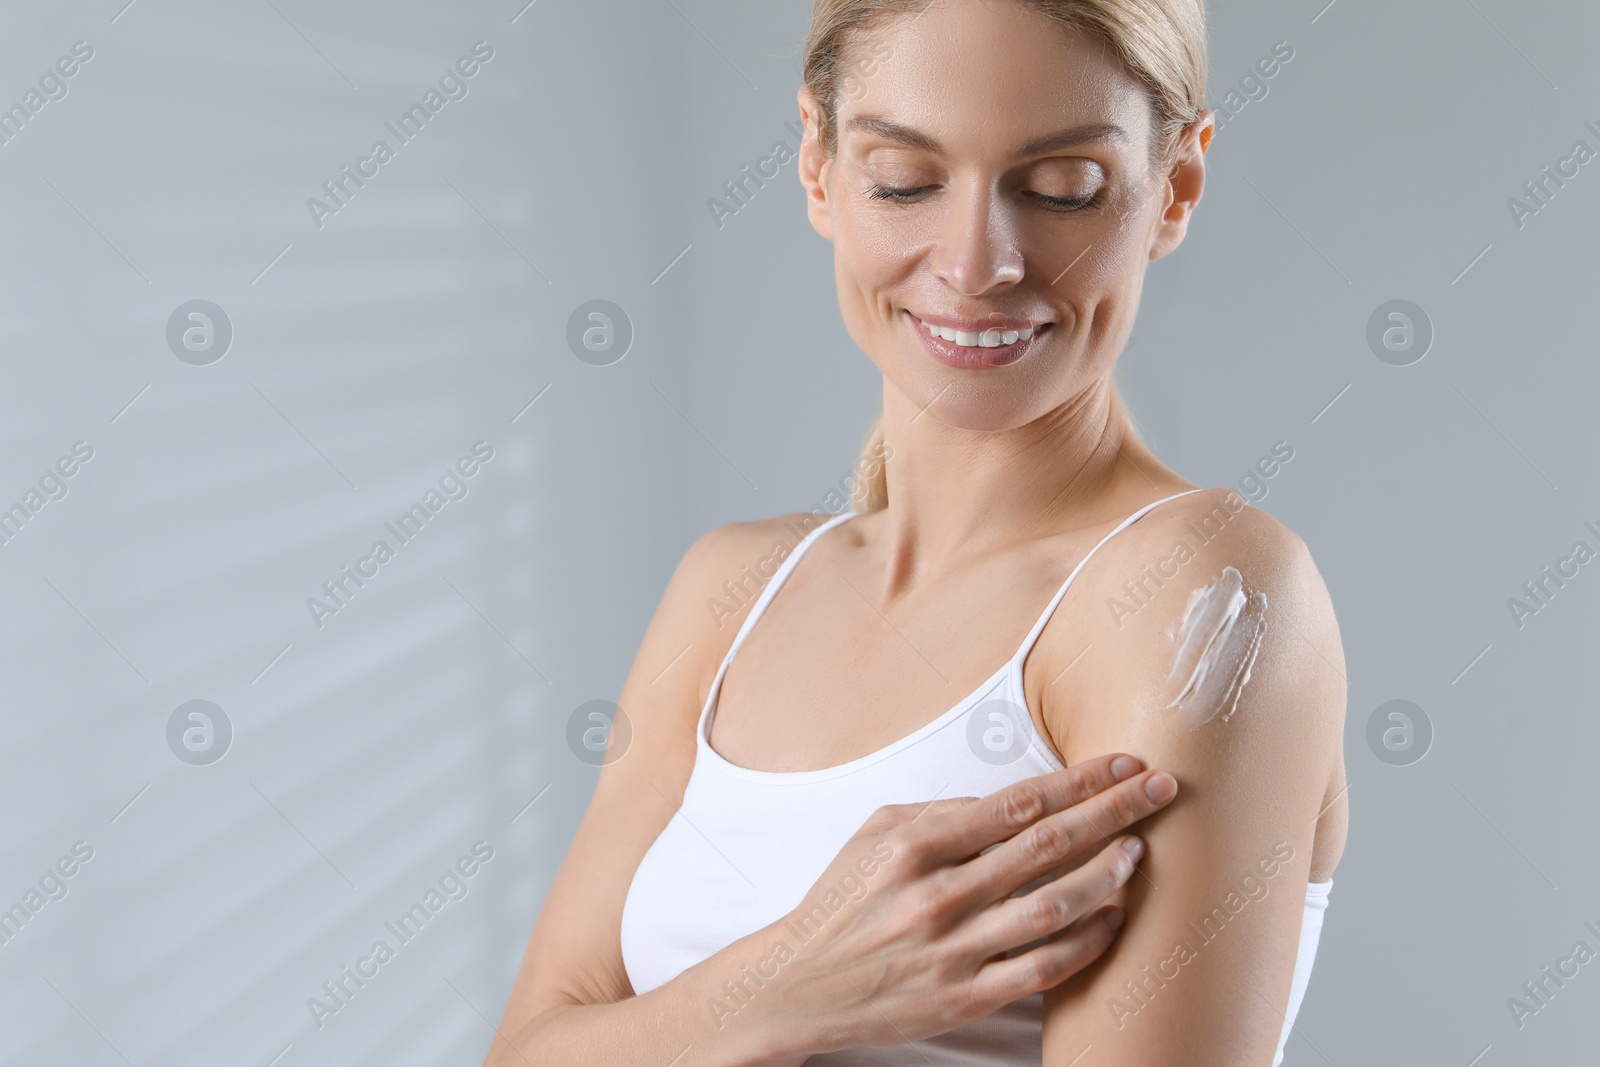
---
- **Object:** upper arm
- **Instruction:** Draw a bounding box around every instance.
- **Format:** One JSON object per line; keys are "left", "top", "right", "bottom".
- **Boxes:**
{"left": 492, "top": 516, "right": 804, "bottom": 1030}
{"left": 1039, "top": 496, "right": 1347, "bottom": 1066}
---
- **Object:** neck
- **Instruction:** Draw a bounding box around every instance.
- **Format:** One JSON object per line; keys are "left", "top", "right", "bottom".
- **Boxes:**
{"left": 869, "top": 375, "right": 1171, "bottom": 595}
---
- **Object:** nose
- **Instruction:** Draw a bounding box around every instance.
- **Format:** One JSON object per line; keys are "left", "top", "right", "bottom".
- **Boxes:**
{"left": 929, "top": 179, "right": 1024, "bottom": 296}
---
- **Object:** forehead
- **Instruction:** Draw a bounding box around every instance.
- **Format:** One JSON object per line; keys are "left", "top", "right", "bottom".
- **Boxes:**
{"left": 838, "top": 0, "right": 1152, "bottom": 156}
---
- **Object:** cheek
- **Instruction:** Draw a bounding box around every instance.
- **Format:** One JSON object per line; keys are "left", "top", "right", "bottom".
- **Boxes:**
{"left": 1032, "top": 192, "right": 1157, "bottom": 349}
{"left": 834, "top": 192, "right": 932, "bottom": 277}
{"left": 832, "top": 203, "right": 924, "bottom": 343}
{"left": 1051, "top": 192, "right": 1155, "bottom": 288}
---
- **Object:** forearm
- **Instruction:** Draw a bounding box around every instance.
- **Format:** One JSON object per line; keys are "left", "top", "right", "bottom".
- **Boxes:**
{"left": 483, "top": 944, "right": 798, "bottom": 1067}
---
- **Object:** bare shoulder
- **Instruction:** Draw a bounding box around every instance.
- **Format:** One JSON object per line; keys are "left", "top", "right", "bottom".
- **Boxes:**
{"left": 659, "top": 509, "right": 860, "bottom": 720}
{"left": 676, "top": 510, "right": 837, "bottom": 655}
{"left": 1041, "top": 485, "right": 1347, "bottom": 802}
{"left": 1102, "top": 486, "right": 1320, "bottom": 590}
{"left": 680, "top": 510, "right": 827, "bottom": 584}
{"left": 1059, "top": 488, "right": 1341, "bottom": 697}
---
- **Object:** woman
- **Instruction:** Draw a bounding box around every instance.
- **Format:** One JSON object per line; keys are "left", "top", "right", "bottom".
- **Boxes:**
{"left": 487, "top": 0, "right": 1348, "bottom": 1063}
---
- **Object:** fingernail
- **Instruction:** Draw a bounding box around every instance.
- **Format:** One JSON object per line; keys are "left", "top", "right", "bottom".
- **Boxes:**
{"left": 1111, "top": 755, "right": 1141, "bottom": 781}
{"left": 1144, "top": 772, "right": 1176, "bottom": 803}
{"left": 1121, "top": 836, "right": 1144, "bottom": 862}
{"left": 1104, "top": 907, "right": 1127, "bottom": 933}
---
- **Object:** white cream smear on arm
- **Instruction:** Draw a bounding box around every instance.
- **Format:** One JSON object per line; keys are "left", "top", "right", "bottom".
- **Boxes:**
{"left": 1160, "top": 566, "right": 1268, "bottom": 729}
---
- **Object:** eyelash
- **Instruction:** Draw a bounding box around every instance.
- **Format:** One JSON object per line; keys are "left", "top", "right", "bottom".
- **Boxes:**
{"left": 866, "top": 183, "right": 1103, "bottom": 212}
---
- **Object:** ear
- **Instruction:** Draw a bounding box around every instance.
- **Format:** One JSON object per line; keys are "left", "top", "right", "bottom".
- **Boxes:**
{"left": 1148, "top": 109, "right": 1214, "bottom": 262}
{"left": 797, "top": 85, "right": 834, "bottom": 242}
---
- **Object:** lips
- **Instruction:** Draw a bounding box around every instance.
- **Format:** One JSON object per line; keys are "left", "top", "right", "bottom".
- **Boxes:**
{"left": 905, "top": 309, "right": 1051, "bottom": 369}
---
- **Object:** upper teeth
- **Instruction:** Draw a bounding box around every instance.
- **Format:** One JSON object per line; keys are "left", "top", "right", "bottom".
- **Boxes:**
{"left": 917, "top": 316, "right": 1039, "bottom": 348}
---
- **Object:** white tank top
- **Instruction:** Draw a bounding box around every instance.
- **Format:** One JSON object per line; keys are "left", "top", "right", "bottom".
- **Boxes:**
{"left": 620, "top": 490, "right": 1333, "bottom": 1065}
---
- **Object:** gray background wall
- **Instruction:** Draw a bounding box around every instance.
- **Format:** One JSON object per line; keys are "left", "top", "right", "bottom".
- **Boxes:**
{"left": 0, "top": 0, "right": 1594, "bottom": 1064}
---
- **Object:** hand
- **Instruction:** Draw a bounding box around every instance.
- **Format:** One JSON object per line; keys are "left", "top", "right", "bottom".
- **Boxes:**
{"left": 746, "top": 753, "right": 1177, "bottom": 1059}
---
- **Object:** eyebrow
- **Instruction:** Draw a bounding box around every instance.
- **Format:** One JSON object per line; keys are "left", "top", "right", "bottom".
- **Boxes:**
{"left": 844, "top": 115, "right": 1129, "bottom": 157}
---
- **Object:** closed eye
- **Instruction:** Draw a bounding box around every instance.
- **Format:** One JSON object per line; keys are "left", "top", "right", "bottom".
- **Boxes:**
{"left": 866, "top": 183, "right": 1102, "bottom": 212}
{"left": 866, "top": 183, "right": 937, "bottom": 202}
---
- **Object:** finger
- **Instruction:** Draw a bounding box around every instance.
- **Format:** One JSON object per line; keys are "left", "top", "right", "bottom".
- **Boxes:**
{"left": 963, "top": 834, "right": 1143, "bottom": 958}
{"left": 965, "top": 905, "right": 1127, "bottom": 1010}
{"left": 912, "top": 753, "right": 1144, "bottom": 866}
{"left": 950, "top": 770, "right": 1173, "bottom": 908}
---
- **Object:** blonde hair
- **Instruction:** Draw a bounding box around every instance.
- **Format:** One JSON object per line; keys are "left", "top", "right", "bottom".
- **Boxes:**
{"left": 805, "top": 0, "right": 1209, "bottom": 513}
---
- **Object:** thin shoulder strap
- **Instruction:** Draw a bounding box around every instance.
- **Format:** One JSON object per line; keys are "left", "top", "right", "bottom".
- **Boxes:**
{"left": 1011, "top": 488, "right": 1209, "bottom": 665}
{"left": 712, "top": 509, "right": 859, "bottom": 675}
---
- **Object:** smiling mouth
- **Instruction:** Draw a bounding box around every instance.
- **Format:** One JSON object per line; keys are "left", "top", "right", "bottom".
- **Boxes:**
{"left": 906, "top": 310, "right": 1053, "bottom": 368}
